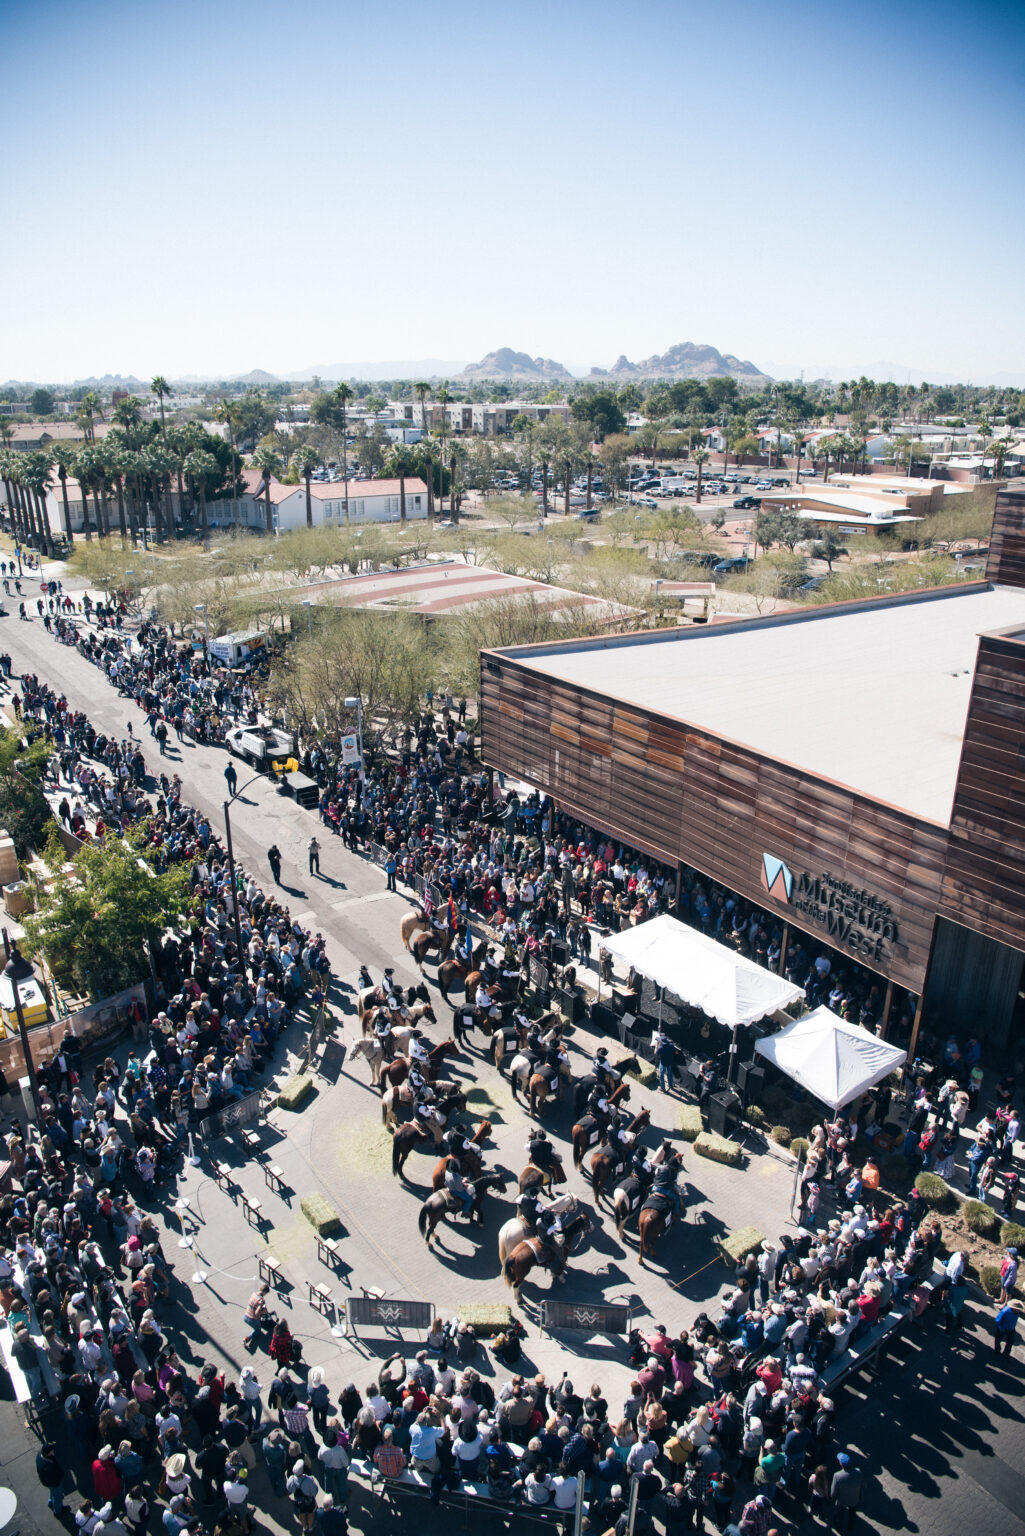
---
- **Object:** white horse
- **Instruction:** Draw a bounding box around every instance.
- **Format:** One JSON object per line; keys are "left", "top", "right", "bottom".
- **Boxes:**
{"left": 348, "top": 1036, "right": 385, "bottom": 1084}
{"left": 498, "top": 1193, "right": 583, "bottom": 1266}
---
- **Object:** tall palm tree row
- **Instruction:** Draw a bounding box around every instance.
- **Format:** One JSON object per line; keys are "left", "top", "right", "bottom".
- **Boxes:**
{"left": 251, "top": 446, "right": 282, "bottom": 534}
{"left": 150, "top": 376, "right": 171, "bottom": 434}
{"left": 292, "top": 445, "right": 319, "bottom": 529}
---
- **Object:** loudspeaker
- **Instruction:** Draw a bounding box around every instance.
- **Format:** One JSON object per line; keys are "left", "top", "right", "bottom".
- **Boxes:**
{"left": 559, "top": 987, "right": 584, "bottom": 1022}
{"left": 551, "top": 939, "right": 570, "bottom": 966}
{"left": 708, "top": 1090, "right": 742, "bottom": 1137}
{"left": 736, "top": 1061, "right": 765, "bottom": 1101}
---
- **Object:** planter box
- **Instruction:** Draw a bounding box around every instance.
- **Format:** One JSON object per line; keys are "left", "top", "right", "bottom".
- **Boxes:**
{"left": 456, "top": 1302, "right": 514, "bottom": 1337}
{"left": 300, "top": 1193, "right": 342, "bottom": 1236}
{"left": 694, "top": 1131, "right": 742, "bottom": 1168}
{"left": 679, "top": 1105, "right": 703, "bottom": 1142}
{"left": 718, "top": 1226, "right": 764, "bottom": 1266}
{"left": 277, "top": 1074, "right": 314, "bottom": 1112}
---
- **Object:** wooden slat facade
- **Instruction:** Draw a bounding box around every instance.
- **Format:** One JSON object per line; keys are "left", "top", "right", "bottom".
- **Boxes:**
{"left": 481, "top": 661, "right": 948, "bottom": 993}
{"left": 986, "top": 488, "right": 1025, "bottom": 589}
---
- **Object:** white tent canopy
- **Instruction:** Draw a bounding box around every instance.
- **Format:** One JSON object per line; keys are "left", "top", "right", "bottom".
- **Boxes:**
{"left": 600, "top": 913, "right": 804, "bottom": 1027}
{"left": 754, "top": 1006, "right": 907, "bottom": 1110}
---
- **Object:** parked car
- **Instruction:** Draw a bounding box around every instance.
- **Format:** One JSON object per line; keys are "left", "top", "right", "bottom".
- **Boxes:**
{"left": 733, "top": 496, "right": 760, "bottom": 509}
{"left": 713, "top": 557, "right": 750, "bottom": 575}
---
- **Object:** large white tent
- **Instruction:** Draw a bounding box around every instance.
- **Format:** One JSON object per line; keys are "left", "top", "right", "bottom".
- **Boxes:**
{"left": 600, "top": 913, "right": 804, "bottom": 1026}
{"left": 754, "top": 1006, "right": 907, "bottom": 1110}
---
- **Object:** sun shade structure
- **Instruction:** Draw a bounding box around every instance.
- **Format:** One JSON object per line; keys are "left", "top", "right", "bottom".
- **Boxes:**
{"left": 600, "top": 913, "right": 804, "bottom": 1026}
{"left": 754, "top": 1006, "right": 907, "bottom": 1110}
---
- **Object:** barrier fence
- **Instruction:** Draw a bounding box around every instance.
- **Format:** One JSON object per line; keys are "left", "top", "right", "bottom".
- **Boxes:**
{"left": 541, "top": 1299, "right": 632, "bottom": 1335}
{"left": 346, "top": 1297, "right": 434, "bottom": 1335}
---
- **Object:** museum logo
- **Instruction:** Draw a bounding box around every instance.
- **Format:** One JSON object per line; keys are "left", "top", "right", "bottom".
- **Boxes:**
{"left": 761, "top": 852, "right": 898, "bottom": 963}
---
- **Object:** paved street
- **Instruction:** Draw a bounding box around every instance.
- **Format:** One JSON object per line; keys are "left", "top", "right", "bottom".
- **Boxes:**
{"left": 0, "top": 583, "right": 1021, "bottom": 1536}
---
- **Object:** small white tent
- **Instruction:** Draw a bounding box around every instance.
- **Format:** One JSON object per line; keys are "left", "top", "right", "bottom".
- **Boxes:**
{"left": 600, "top": 913, "right": 804, "bottom": 1026}
{"left": 754, "top": 1006, "right": 907, "bottom": 1110}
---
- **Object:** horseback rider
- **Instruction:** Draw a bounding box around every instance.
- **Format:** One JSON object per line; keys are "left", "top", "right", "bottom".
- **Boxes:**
{"left": 371, "top": 967, "right": 398, "bottom": 1005}
{"left": 516, "top": 1188, "right": 542, "bottom": 1230}
{"left": 413, "top": 1082, "right": 437, "bottom": 1124}
{"left": 373, "top": 1006, "right": 395, "bottom": 1058}
{"left": 408, "top": 1030, "right": 431, "bottom": 1069}
{"left": 646, "top": 1160, "right": 682, "bottom": 1223}
{"left": 444, "top": 1157, "right": 475, "bottom": 1219}
{"left": 359, "top": 964, "right": 374, "bottom": 991}
{"left": 408, "top": 1061, "right": 429, "bottom": 1098}
{"left": 603, "top": 1111, "right": 633, "bottom": 1166}
{"left": 443, "top": 1125, "right": 483, "bottom": 1166}
{"left": 538, "top": 1205, "right": 567, "bottom": 1270}
{"left": 593, "top": 1046, "right": 621, "bottom": 1086}
{"left": 526, "top": 1128, "right": 554, "bottom": 1171}
{"left": 587, "top": 1084, "right": 611, "bottom": 1123}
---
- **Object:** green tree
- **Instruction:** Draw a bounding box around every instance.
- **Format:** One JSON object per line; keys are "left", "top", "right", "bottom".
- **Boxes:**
{"left": 0, "top": 725, "right": 54, "bottom": 853}
{"left": 571, "top": 389, "right": 626, "bottom": 442}
{"left": 49, "top": 444, "right": 77, "bottom": 546}
{"left": 77, "top": 390, "right": 103, "bottom": 444}
{"left": 185, "top": 448, "right": 218, "bottom": 536}
{"left": 29, "top": 387, "right": 56, "bottom": 416}
{"left": 754, "top": 507, "right": 804, "bottom": 552}
{"left": 150, "top": 376, "right": 171, "bottom": 434}
{"left": 251, "top": 446, "right": 282, "bottom": 534}
{"left": 383, "top": 443, "right": 419, "bottom": 524}
{"left": 809, "top": 526, "right": 847, "bottom": 571}
{"left": 292, "top": 445, "right": 319, "bottom": 528}
{"left": 692, "top": 446, "right": 709, "bottom": 504}
{"left": 24, "top": 828, "right": 191, "bottom": 1000}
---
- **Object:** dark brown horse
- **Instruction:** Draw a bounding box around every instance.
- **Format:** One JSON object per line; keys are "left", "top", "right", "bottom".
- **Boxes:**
{"left": 379, "top": 1038, "right": 457, "bottom": 1093}
{"left": 437, "top": 939, "right": 489, "bottom": 1002}
{"left": 430, "top": 1119, "right": 493, "bottom": 1189}
{"left": 518, "top": 1157, "right": 567, "bottom": 1194}
{"left": 571, "top": 1082, "right": 631, "bottom": 1167}
{"left": 392, "top": 1121, "right": 432, "bottom": 1178}
{"left": 502, "top": 1207, "right": 592, "bottom": 1303}
{"left": 589, "top": 1108, "right": 651, "bottom": 1203}
{"left": 638, "top": 1184, "right": 686, "bottom": 1267}
{"left": 418, "top": 1171, "right": 508, "bottom": 1243}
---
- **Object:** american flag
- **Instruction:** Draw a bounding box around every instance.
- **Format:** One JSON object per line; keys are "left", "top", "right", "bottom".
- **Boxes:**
{"left": 422, "top": 887, "right": 434, "bottom": 918}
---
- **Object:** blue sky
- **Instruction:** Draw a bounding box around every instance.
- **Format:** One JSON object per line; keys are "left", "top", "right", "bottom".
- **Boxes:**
{"left": 2, "top": 0, "right": 1024, "bottom": 384}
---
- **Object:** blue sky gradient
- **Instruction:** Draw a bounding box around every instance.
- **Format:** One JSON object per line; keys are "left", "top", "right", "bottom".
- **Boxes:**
{"left": 2, "top": 0, "right": 1023, "bottom": 382}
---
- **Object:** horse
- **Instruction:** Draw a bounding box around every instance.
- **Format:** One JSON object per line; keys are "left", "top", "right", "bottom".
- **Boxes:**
{"left": 411, "top": 926, "right": 456, "bottom": 970}
{"left": 438, "top": 940, "right": 489, "bottom": 1002}
{"left": 571, "top": 1082, "right": 631, "bottom": 1167}
{"left": 379, "top": 1038, "right": 457, "bottom": 1094}
{"left": 638, "top": 1183, "right": 686, "bottom": 1267}
{"left": 518, "top": 1157, "right": 567, "bottom": 1195}
{"left": 573, "top": 1057, "right": 640, "bottom": 1116}
{"left": 401, "top": 909, "right": 431, "bottom": 950}
{"left": 392, "top": 1121, "right": 432, "bottom": 1178}
{"left": 418, "top": 1171, "right": 508, "bottom": 1244}
{"left": 590, "top": 1109, "right": 652, "bottom": 1203}
{"left": 612, "top": 1139, "right": 676, "bottom": 1234}
{"left": 430, "top": 1120, "right": 493, "bottom": 1189}
{"left": 498, "top": 1193, "right": 583, "bottom": 1265}
{"left": 363, "top": 999, "right": 437, "bottom": 1040}
{"left": 501, "top": 1207, "right": 592, "bottom": 1303}
{"left": 348, "top": 1036, "right": 385, "bottom": 1085}
{"left": 383, "top": 1087, "right": 466, "bottom": 1140}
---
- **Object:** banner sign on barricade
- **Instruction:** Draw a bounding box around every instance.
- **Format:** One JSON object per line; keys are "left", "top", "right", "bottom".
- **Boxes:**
{"left": 199, "top": 1086, "right": 265, "bottom": 1143}
{"left": 346, "top": 1297, "right": 434, "bottom": 1336}
{"left": 541, "top": 1300, "right": 632, "bottom": 1335}
{"left": 302, "top": 1003, "right": 329, "bottom": 1073}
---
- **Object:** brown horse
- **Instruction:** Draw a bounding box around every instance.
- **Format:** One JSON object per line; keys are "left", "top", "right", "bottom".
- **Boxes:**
{"left": 392, "top": 1120, "right": 432, "bottom": 1177}
{"left": 430, "top": 1119, "right": 493, "bottom": 1189}
{"left": 411, "top": 926, "right": 456, "bottom": 970}
{"left": 437, "top": 940, "right": 488, "bottom": 1002}
{"left": 518, "top": 1158, "right": 567, "bottom": 1195}
{"left": 362, "top": 999, "right": 437, "bottom": 1039}
{"left": 638, "top": 1183, "right": 686, "bottom": 1267}
{"left": 589, "top": 1108, "right": 652, "bottom": 1203}
{"left": 571, "top": 1082, "right": 631, "bottom": 1167}
{"left": 379, "top": 1038, "right": 457, "bottom": 1093}
{"left": 401, "top": 909, "right": 431, "bottom": 949}
{"left": 419, "top": 1171, "right": 508, "bottom": 1244}
{"left": 502, "top": 1207, "right": 592, "bottom": 1303}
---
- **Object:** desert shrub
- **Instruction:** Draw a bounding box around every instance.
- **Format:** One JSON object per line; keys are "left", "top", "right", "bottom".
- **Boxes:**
{"left": 1000, "top": 1221, "right": 1025, "bottom": 1251}
{"left": 962, "top": 1200, "right": 999, "bottom": 1238}
{"left": 770, "top": 1124, "right": 793, "bottom": 1146}
{"left": 914, "top": 1171, "right": 954, "bottom": 1210}
{"left": 790, "top": 1138, "right": 810, "bottom": 1159}
{"left": 978, "top": 1263, "right": 1002, "bottom": 1297}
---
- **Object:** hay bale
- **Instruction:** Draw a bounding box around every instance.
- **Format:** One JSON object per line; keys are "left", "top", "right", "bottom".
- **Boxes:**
{"left": 625, "top": 1060, "right": 657, "bottom": 1088}
{"left": 679, "top": 1105, "right": 703, "bottom": 1142}
{"left": 718, "top": 1226, "right": 764, "bottom": 1266}
{"left": 694, "top": 1131, "right": 742, "bottom": 1168}
{"left": 456, "top": 1302, "right": 514, "bottom": 1337}
{"left": 278, "top": 1074, "right": 315, "bottom": 1112}
{"left": 300, "top": 1193, "right": 341, "bottom": 1236}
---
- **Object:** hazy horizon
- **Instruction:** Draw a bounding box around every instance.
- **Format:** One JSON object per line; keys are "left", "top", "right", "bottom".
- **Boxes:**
{"left": 3, "top": 0, "right": 1023, "bottom": 387}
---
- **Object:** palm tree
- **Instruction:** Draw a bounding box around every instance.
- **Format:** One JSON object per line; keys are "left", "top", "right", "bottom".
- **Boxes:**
{"left": 384, "top": 444, "right": 416, "bottom": 525}
{"left": 74, "top": 447, "right": 97, "bottom": 540}
{"left": 78, "top": 391, "right": 102, "bottom": 444}
{"left": 185, "top": 449, "right": 218, "bottom": 538}
{"left": 103, "top": 444, "right": 130, "bottom": 541}
{"left": 692, "top": 447, "right": 709, "bottom": 504}
{"left": 252, "top": 447, "right": 282, "bottom": 535}
{"left": 292, "top": 446, "right": 319, "bottom": 529}
{"left": 144, "top": 444, "right": 178, "bottom": 543}
{"left": 23, "top": 452, "right": 55, "bottom": 557}
{"left": 331, "top": 383, "right": 354, "bottom": 523}
{"left": 0, "top": 421, "right": 14, "bottom": 451}
{"left": 214, "top": 400, "right": 243, "bottom": 528}
{"left": 0, "top": 452, "right": 17, "bottom": 538}
{"left": 112, "top": 396, "right": 144, "bottom": 448}
{"left": 791, "top": 430, "right": 809, "bottom": 486}
{"left": 990, "top": 436, "right": 1011, "bottom": 481}
{"left": 4, "top": 452, "right": 29, "bottom": 544}
{"left": 414, "top": 381, "right": 430, "bottom": 437}
{"left": 150, "top": 377, "right": 171, "bottom": 434}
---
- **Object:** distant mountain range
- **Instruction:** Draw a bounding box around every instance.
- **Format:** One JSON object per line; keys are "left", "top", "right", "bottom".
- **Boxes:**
{"left": 459, "top": 348, "right": 575, "bottom": 381}
{"left": 591, "top": 342, "right": 771, "bottom": 384}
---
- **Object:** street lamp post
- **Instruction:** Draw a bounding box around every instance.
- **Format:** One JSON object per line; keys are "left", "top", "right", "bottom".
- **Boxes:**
{"left": 344, "top": 695, "right": 365, "bottom": 785}
{"left": 4, "top": 943, "right": 40, "bottom": 1122}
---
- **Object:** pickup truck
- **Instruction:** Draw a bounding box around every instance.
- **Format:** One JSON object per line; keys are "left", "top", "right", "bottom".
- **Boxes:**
{"left": 226, "top": 724, "right": 295, "bottom": 770}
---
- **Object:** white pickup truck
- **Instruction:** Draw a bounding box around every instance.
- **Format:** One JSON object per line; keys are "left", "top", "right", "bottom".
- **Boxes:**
{"left": 226, "top": 724, "right": 295, "bottom": 770}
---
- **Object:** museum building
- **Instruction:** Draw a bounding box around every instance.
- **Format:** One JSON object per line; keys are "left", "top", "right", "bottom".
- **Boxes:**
{"left": 480, "top": 488, "right": 1025, "bottom": 1055}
